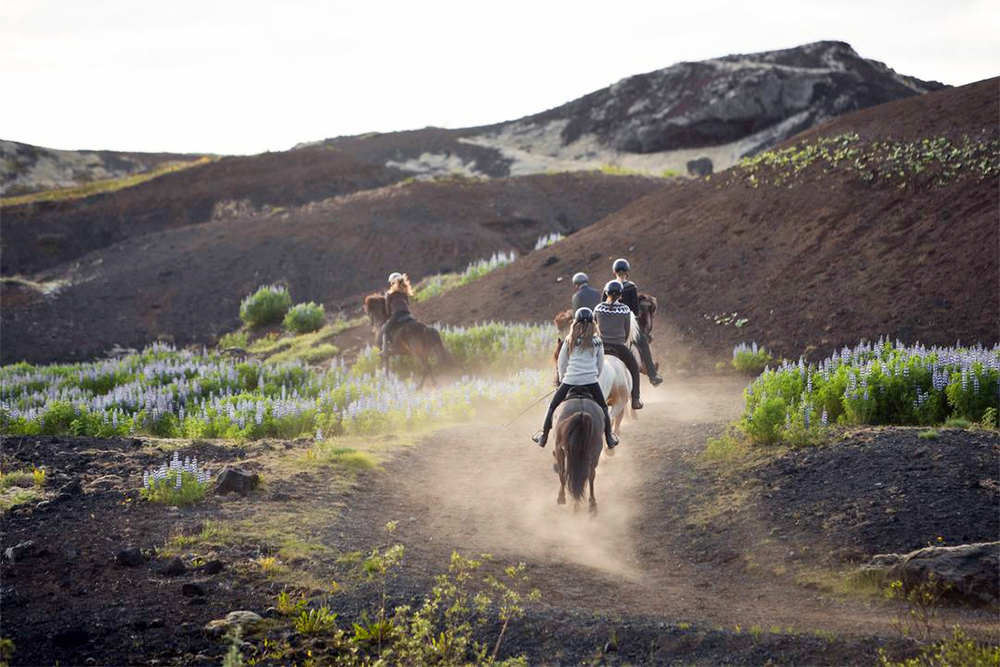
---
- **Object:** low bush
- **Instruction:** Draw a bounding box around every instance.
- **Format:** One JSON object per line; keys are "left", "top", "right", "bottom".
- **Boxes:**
{"left": 283, "top": 302, "right": 325, "bottom": 334}
{"left": 239, "top": 285, "right": 291, "bottom": 327}
{"left": 140, "top": 452, "right": 212, "bottom": 506}
{"left": 738, "top": 339, "right": 999, "bottom": 446}
{"left": 732, "top": 342, "right": 773, "bottom": 374}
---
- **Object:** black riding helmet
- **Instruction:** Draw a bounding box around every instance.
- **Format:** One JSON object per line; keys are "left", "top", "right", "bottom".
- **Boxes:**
{"left": 574, "top": 307, "right": 594, "bottom": 323}
{"left": 604, "top": 280, "right": 623, "bottom": 295}
{"left": 612, "top": 258, "right": 630, "bottom": 274}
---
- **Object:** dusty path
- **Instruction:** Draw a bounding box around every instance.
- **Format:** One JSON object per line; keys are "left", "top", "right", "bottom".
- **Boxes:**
{"left": 333, "top": 376, "right": 993, "bottom": 638}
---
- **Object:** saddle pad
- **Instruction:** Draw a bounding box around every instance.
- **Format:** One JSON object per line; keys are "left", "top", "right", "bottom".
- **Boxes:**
{"left": 565, "top": 385, "right": 595, "bottom": 401}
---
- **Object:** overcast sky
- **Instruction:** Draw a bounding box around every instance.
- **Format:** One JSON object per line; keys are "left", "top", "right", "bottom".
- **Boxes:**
{"left": 1, "top": 0, "right": 997, "bottom": 155}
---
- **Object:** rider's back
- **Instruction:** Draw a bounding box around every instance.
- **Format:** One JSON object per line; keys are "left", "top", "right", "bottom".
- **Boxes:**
{"left": 594, "top": 302, "right": 631, "bottom": 346}
{"left": 573, "top": 285, "right": 601, "bottom": 312}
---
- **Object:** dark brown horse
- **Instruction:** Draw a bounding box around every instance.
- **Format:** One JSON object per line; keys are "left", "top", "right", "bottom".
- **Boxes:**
{"left": 553, "top": 390, "right": 605, "bottom": 514}
{"left": 363, "top": 294, "right": 454, "bottom": 388}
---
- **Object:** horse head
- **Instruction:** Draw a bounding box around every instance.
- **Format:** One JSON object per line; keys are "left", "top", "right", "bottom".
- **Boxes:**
{"left": 363, "top": 294, "right": 389, "bottom": 332}
{"left": 637, "top": 293, "right": 658, "bottom": 338}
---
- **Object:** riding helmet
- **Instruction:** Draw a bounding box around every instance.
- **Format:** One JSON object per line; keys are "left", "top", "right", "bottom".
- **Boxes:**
{"left": 387, "top": 272, "right": 403, "bottom": 284}
{"left": 604, "top": 280, "right": 623, "bottom": 295}
{"left": 574, "top": 307, "right": 594, "bottom": 323}
{"left": 612, "top": 258, "right": 630, "bottom": 274}
{"left": 572, "top": 272, "right": 589, "bottom": 285}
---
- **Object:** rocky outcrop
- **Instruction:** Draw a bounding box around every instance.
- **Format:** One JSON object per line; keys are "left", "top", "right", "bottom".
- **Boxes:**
{"left": 863, "top": 542, "right": 999, "bottom": 606}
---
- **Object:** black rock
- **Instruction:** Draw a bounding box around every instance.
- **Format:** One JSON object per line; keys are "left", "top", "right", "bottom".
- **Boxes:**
{"left": 200, "top": 559, "right": 224, "bottom": 575}
{"left": 58, "top": 479, "right": 83, "bottom": 495}
{"left": 182, "top": 583, "right": 206, "bottom": 597}
{"left": 115, "top": 548, "right": 145, "bottom": 567}
{"left": 686, "top": 157, "right": 713, "bottom": 177}
{"left": 54, "top": 492, "right": 74, "bottom": 504}
{"left": 214, "top": 467, "right": 259, "bottom": 496}
{"left": 52, "top": 627, "right": 89, "bottom": 647}
{"left": 542, "top": 256, "right": 560, "bottom": 267}
{"left": 5, "top": 541, "right": 36, "bottom": 562}
{"left": 158, "top": 557, "right": 186, "bottom": 576}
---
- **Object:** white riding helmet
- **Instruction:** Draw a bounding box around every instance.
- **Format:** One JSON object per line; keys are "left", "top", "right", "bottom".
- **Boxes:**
{"left": 572, "top": 272, "right": 589, "bottom": 285}
{"left": 387, "top": 272, "right": 403, "bottom": 284}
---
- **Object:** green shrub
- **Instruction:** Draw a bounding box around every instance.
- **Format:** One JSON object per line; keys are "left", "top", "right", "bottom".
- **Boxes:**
{"left": 219, "top": 331, "right": 249, "bottom": 349}
{"left": 239, "top": 285, "right": 291, "bottom": 327}
{"left": 732, "top": 342, "right": 773, "bottom": 374}
{"left": 294, "top": 607, "right": 338, "bottom": 635}
{"left": 283, "top": 302, "right": 325, "bottom": 334}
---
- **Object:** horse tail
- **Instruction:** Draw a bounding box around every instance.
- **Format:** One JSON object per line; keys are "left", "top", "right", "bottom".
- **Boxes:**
{"left": 428, "top": 328, "right": 455, "bottom": 367}
{"left": 628, "top": 311, "right": 641, "bottom": 347}
{"left": 562, "top": 411, "right": 594, "bottom": 501}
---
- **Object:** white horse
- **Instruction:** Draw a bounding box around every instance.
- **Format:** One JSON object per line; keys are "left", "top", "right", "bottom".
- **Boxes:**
{"left": 554, "top": 310, "right": 640, "bottom": 439}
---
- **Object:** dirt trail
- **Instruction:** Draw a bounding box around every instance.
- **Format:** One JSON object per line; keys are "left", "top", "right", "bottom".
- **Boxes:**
{"left": 336, "top": 376, "right": 995, "bottom": 636}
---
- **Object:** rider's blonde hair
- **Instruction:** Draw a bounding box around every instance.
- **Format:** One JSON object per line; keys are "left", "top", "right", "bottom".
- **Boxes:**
{"left": 388, "top": 274, "right": 414, "bottom": 297}
{"left": 567, "top": 319, "right": 597, "bottom": 353}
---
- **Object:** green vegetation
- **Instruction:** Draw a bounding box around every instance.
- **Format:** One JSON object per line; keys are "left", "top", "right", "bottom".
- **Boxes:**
{"left": 0, "top": 157, "right": 213, "bottom": 207}
{"left": 878, "top": 628, "right": 1000, "bottom": 667}
{"left": 413, "top": 251, "right": 516, "bottom": 303}
{"left": 219, "top": 331, "right": 250, "bottom": 349}
{"left": 283, "top": 302, "right": 325, "bottom": 334}
{"left": 739, "top": 133, "right": 1000, "bottom": 188}
{"left": 917, "top": 429, "right": 939, "bottom": 440}
{"left": 598, "top": 164, "right": 682, "bottom": 178}
{"left": 239, "top": 285, "right": 292, "bottom": 327}
{"left": 732, "top": 342, "right": 773, "bottom": 374}
{"left": 737, "top": 339, "right": 999, "bottom": 446}
{"left": 140, "top": 469, "right": 210, "bottom": 507}
{"left": 295, "top": 607, "right": 338, "bottom": 635}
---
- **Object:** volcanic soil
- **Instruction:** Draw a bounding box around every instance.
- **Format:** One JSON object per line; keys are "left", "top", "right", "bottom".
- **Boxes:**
{"left": 3, "top": 377, "right": 997, "bottom": 666}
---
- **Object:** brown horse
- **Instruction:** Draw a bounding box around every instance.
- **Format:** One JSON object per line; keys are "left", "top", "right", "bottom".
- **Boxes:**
{"left": 363, "top": 294, "right": 454, "bottom": 388}
{"left": 557, "top": 291, "right": 659, "bottom": 375}
{"left": 553, "top": 390, "right": 605, "bottom": 514}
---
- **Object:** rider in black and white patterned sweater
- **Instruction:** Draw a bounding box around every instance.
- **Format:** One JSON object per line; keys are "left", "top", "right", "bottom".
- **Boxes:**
{"left": 595, "top": 280, "right": 643, "bottom": 410}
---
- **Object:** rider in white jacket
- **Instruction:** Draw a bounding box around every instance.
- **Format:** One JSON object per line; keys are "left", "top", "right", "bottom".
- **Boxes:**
{"left": 533, "top": 308, "right": 619, "bottom": 449}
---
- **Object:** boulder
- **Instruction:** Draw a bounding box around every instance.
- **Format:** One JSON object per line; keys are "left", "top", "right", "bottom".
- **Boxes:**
{"left": 214, "top": 467, "right": 259, "bottom": 496}
{"left": 158, "top": 557, "right": 186, "bottom": 577}
{"left": 199, "top": 559, "right": 225, "bottom": 575}
{"left": 115, "top": 547, "right": 145, "bottom": 567}
{"left": 203, "top": 611, "right": 264, "bottom": 638}
{"left": 863, "top": 541, "right": 999, "bottom": 605}
{"left": 181, "top": 583, "right": 206, "bottom": 597}
{"left": 4, "top": 540, "right": 36, "bottom": 562}
{"left": 58, "top": 479, "right": 83, "bottom": 495}
{"left": 686, "top": 157, "right": 713, "bottom": 177}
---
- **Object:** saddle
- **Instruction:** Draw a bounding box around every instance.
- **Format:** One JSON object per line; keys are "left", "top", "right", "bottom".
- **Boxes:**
{"left": 565, "top": 385, "right": 596, "bottom": 401}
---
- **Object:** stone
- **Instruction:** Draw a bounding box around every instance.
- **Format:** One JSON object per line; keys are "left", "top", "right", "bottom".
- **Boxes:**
{"left": 182, "top": 583, "right": 206, "bottom": 597}
{"left": 63, "top": 547, "right": 79, "bottom": 562}
{"left": 86, "top": 475, "right": 124, "bottom": 491}
{"left": 862, "top": 541, "right": 1000, "bottom": 605}
{"left": 686, "top": 157, "right": 713, "bottom": 177}
{"left": 158, "top": 557, "right": 186, "bottom": 576}
{"left": 58, "top": 479, "right": 82, "bottom": 495}
{"left": 54, "top": 492, "right": 74, "bottom": 504}
{"left": 200, "top": 559, "right": 224, "bottom": 575}
{"left": 203, "top": 611, "right": 264, "bottom": 638}
{"left": 4, "top": 541, "right": 36, "bottom": 562}
{"left": 52, "top": 627, "right": 89, "bottom": 647}
{"left": 115, "top": 548, "right": 145, "bottom": 567}
{"left": 214, "top": 467, "right": 259, "bottom": 496}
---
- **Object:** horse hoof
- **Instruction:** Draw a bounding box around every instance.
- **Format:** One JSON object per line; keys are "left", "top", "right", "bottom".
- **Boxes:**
{"left": 557, "top": 495, "right": 566, "bottom": 505}
{"left": 589, "top": 503, "right": 598, "bottom": 517}
{"left": 605, "top": 446, "right": 616, "bottom": 457}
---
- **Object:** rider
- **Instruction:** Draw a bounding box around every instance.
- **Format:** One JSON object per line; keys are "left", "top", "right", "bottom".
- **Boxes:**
{"left": 380, "top": 272, "right": 413, "bottom": 358}
{"left": 571, "top": 272, "right": 601, "bottom": 312}
{"left": 532, "top": 307, "right": 619, "bottom": 450}
{"left": 595, "top": 280, "right": 643, "bottom": 410}
{"left": 607, "top": 258, "right": 663, "bottom": 387}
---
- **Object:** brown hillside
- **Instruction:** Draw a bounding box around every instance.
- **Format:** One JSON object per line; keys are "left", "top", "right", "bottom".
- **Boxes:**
{"left": 0, "top": 173, "right": 664, "bottom": 364}
{"left": 417, "top": 79, "right": 1000, "bottom": 365}
{"left": 0, "top": 146, "right": 405, "bottom": 275}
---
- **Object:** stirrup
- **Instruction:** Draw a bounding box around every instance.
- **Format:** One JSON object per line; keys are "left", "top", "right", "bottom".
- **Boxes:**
{"left": 532, "top": 431, "right": 547, "bottom": 447}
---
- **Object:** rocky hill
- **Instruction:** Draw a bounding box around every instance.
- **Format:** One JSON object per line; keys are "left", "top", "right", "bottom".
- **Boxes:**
{"left": 416, "top": 79, "right": 999, "bottom": 364}
{"left": 319, "top": 41, "right": 943, "bottom": 178}
{"left": 0, "top": 140, "right": 205, "bottom": 197}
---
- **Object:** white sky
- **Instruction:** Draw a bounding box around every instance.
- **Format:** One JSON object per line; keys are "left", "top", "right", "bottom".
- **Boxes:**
{"left": 1, "top": 0, "right": 997, "bottom": 155}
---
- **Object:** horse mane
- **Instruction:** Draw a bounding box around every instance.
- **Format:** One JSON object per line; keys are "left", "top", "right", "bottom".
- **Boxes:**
{"left": 628, "top": 311, "right": 640, "bottom": 346}
{"left": 637, "top": 293, "right": 657, "bottom": 315}
{"left": 553, "top": 309, "right": 574, "bottom": 336}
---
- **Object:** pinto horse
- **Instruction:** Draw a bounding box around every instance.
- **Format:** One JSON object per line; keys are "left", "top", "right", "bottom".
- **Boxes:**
{"left": 553, "top": 389, "right": 605, "bottom": 514}
{"left": 363, "top": 294, "right": 454, "bottom": 388}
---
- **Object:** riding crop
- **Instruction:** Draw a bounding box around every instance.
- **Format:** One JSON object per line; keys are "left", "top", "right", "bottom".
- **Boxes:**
{"left": 503, "top": 388, "right": 556, "bottom": 428}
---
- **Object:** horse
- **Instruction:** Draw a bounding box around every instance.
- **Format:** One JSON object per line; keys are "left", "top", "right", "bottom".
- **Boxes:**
{"left": 636, "top": 293, "right": 659, "bottom": 376}
{"left": 553, "top": 389, "right": 605, "bottom": 514}
{"left": 363, "top": 294, "right": 454, "bottom": 388}
{"left": 552, "top": 310, "right": 636, "bottom": 438}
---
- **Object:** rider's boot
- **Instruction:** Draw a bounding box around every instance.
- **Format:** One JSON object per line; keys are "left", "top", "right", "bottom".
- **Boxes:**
{"left": 649, "top": 373, "right": 663, "bottom": 387}
{"left": 532, "top": 429, "right": 549, "bottom": 447}
{"left": 631, "top": 396, "right": 644, "bottom": 410}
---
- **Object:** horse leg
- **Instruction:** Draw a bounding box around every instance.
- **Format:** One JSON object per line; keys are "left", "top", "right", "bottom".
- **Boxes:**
{"left": 588, "top": 466, "right": 598, "bottom": 515}
{"left": 557, "top": 449, "right": 566, "bottom": 505}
